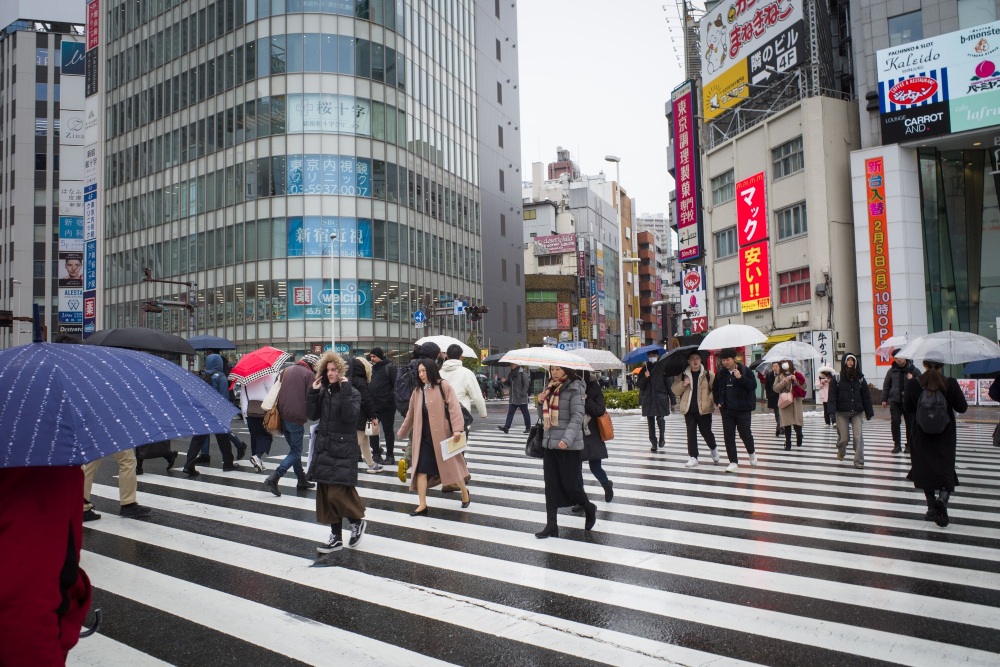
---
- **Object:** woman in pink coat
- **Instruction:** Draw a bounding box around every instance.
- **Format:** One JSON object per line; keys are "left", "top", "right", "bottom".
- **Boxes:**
{"left": 397, "top": 359, "right": 471, "bottom": 515}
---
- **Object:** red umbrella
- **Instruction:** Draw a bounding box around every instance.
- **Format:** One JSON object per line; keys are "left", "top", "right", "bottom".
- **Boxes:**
{"left": 228, "top": 346, "right": 290, "bottom": 386}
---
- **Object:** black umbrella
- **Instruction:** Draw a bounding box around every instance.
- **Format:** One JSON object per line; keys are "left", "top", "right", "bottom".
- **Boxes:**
{"left": 84, "top": 327, "right": 197, "bottom": 355}
{"left": 481, "top": 352, "right": 510, "bottom": 367}
{"left": 654, "top": 345, "right": 708, "bottom": 377}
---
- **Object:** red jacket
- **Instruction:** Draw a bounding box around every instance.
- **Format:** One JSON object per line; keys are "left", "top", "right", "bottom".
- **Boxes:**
{"left": 0, "top": 466, "right": 91, "bottom": 666}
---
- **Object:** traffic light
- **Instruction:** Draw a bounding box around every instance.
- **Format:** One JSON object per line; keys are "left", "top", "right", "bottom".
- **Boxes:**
{"left": 682, "top": 318, "right": 692, "bottom": 336}
{"left": 466, "top": 305, "right": 489, "bottom": 322}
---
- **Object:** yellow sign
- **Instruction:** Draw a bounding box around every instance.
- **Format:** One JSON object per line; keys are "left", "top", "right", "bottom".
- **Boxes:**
{"left": 480, "top": 349, "right": 489, "bottom": 361}
{"left": 702, "top": 59, "right": 749, "bottom": 120}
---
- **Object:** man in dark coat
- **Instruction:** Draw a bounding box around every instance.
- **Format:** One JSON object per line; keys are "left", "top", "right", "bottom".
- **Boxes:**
{"left": 349, "top": 356, "right": 382, "bottom": 473}
{"left": 368, "top": 347, "right": 398, "bottom": 464}
{"left": 637, "top": 351, "right": 670, "bottom": 452}
{"left": 828, "top": 353, "right": 874, "bottom": 468}
{"left": 763, "top": 362, "right": 782, "bottom": 437}
{"left": 498, "top": 363, "right": 532, "bottom": 434}
{"left": 711, "top": 348, "right": 758, "bottom": 472}
{"left": 903, "top": 361, "right": 968, "bottom": 527}
{"left": 264, "top": 354, "right": 319, "bottom": 496}
{"left": 882, "top": 354, "right": 921, "bottom": 454}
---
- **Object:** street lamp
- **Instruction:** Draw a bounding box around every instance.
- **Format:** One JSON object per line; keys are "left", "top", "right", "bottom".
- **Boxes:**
{"left": 329, "top": 232, "right": 338, "bottom": 351}
{"left": 651, "top": 300, "right": 668, "bottom": 343}
{"left": 12, "top": 279, "right": 21, "bottom": 347}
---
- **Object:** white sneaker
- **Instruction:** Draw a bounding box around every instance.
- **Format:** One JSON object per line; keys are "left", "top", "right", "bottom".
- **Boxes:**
{"left": 366, "top": 463, "right": 384, "bottom": 474}
{"left": 249, "top": 454, "right": 264, "bottom": 472}
{"left": 684, "top": 457, "right": 699, "bottom": 468}
{"left": 710, "top": 448, "right": 720, "bottom": 464}
{"left": 749, "top": 454, "right": 758, "bottom": 466}
{"left": 725, "top": 462, "right": 739, "bottom": 473}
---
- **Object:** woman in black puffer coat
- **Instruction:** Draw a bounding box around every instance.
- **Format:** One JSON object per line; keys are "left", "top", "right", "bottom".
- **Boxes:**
{"left": 578, "top": 372, "right": 613, "bottom": 503}
{"left": 307, "top": 352, "right": 367, "bottom": 554}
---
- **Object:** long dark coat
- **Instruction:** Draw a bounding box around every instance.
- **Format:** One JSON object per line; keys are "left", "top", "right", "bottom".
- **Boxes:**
{"left": 637, "top": 362, "right": 671, "bottom": 417}
{"left": 306, "top": 381, "right": 362, "bottom": 486}
{"left": 764, "top": 370, "right": 780, "bottom": 409}
{"left": 582, "top": 379, "right": 608, "bottom": 461}
{"left": 902, "top": 376, "right": 968, "bottom": 491}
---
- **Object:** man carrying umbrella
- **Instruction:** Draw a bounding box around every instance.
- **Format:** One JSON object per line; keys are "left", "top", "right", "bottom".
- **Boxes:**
{"left": 712, "top": 348, "right": 759, "bottom": 472}
{"left": 882, "top": 353, "right": 921, "bottom": 454}
{"left": 637, "top": 351, "right": 670, "bottom": 452}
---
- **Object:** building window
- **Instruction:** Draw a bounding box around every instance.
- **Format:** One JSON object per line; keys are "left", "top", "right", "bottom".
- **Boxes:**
{"left": 779, "top": 267, "right": 811, "bottom": 305}
{"left": 711, "top": 169, "right": 735, "bottom": 205}
{"left": 537, "top": 254, "right": 562, "bottom": 266}
{"left": 714, "top": 227, "right": 737, "bottom": 258}
{"left": 959, "top": 0, "right": 996, "bottom": 28}
{"left": 526, "top": 290, "right": 558, "bottom": 303}
{"left": 500, "top": 213, "right": 506, "bottom": 237}
{"left": 495, "top": 0, "right": 501, "bottom": 18}
{"left": 496, "top": 39, "right": 501, "bottom": 61}
{"left": 497, "top": 125, "right": 503, "bottom": 148}
{"left": 523, "top": 209, "right": 536, "bottom": 220}
{"left": 888, "top": 11, "right": 922, "bottom": 47}
{"left": 772, "top": 137, "right": 804, "bottom": 178}
{"left": 497, "top": 81, "right": 503, "bottom": 104}
{"left": 776, "top": 202, "right": 808, "bottom": 240}
{"left": 527, "top": 318, "right": 559, "bottom": 329}
{"left": 716, "top": 283, "right": 740, "bottom": 317}
{"left": 516, "top": 263, "right": 521, "bottom": 286}
{"left": 501, "top": 258, "right": 507, "bottom": 281}
{"left": 499, "top": 168, "right": 505, "bottom": 192}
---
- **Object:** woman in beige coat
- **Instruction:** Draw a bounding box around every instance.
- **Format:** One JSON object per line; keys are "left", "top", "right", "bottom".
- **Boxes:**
{"left": 773, "top": 360, "right": 806, "bottom": 450}
{"left": 397, "top": 359, "right": 470, "bottom": 515}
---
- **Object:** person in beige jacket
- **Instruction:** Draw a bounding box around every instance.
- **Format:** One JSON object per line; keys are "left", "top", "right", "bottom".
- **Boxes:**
{"left": 672, "top": 350, "right": 719, "bottom": 468}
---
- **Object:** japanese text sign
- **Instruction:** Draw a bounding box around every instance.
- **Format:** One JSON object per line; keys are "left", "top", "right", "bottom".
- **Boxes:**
{"left": 736, "top": 172, "right": 768, "bottom": 246}
{"left": 866, "top": 158, "right": 894, "bottom": 366}
{"left": 672, "top": 81, "right": 703, "bottom": 261}
{"left": 556, "top": 303, "right": 571, "bottom": 330}
{"left": 739, "top": 240, "right": 772, "bottom": 312}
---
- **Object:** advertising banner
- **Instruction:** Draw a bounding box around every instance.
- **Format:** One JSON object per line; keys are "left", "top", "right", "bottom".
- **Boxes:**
{"left": 287, "top": 94, "right": 372, "bottom": 135}
{"left": 84, "top": 48, "right": 98, "bottom": 98}
{"left": 679, "top": 266, "right": 707, "bottom": 319}
{"left": 865, "top": 158, "right": 895, "bottom": 366}
{"left": 61, "top": 41, "right": 85, "bottom": 76}
{"left": 286, "top": 217, "right": 373, "bottom": 257}
{"left": 58, "top": 217, "right": 84, "bottom": 252}
{"left": 810, "top": 329, "right": 835, "bottom": 369}
{"left": 533, "top": 234, "right": 577, "bottom": 255}
{"left": 59, "top": 183, "right": 84, "bottom": 217}
{"left": 736, "top": 172, "right": 768, "bottom": 246}
{"left": 979, "top": 379, "right": 999, "bottom": 406}
{"left": 672, "top": 81, "right": 703, "bottom": 261}
{"left": 739, "top": 240, "right": 772, "bottom": 312}
{"left": 701, "top": 0, "right": 803, "bottom": 119}
{"left": 556, "top": 303, "right": 571, "bottom": 330}
{"left": 957, "top": 379, "right": 979, "bottom": 405}
{"left": 286, "top": 279, "right": 372, "bottom": 320}
{"left": 86, "top": 0, "right": 99, "bottom": 50}
{"left": 286, "top": 154, "right": 371, "bottom": 196}
{"left": 58, "top": 288, "right": 83, "bottom": 323}
{"left": 876, "top": 20, "right": 1000, "bottom": 141}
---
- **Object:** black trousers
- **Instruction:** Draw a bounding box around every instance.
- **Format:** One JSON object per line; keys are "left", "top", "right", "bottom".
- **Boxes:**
{"left": 246, "top": 416, "right": 273, "bottom": 457}
{"left": 504, "top": 403, "right": 532, "bottom": 431}
{"left": 720, "top": 410, "right": 754, "bottom": 463}
{"left": 646, "top": 416, "right": 666, "bottom": 446}
{"left": 187, "top": 433, "right": 234, "bottom": 467}
{"left": 889, "top": 402, "right": 914, "bottom": 447}
{"left": 542, "top": 448, "right": 591, "bottom": 523}
{"left": 369, "top": 407, "right": 397, "bottom": 459}
{"left": 684, "top": 411, "right": 717, "bottom": 458}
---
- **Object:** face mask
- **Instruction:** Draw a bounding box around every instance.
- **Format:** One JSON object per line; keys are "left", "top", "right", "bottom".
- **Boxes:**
{"left": 781, "top": 363, "right": 790, "bottom": 371}
{"left": 648, "top": 356, "right": 659, "bottom": 363}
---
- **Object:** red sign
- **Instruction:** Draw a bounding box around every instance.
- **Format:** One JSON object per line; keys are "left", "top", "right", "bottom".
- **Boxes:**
{"left": 672, "top": 81, "right": 702, "bottom": 261}
{"left": 682, "top": 271, "right": 701, "bottom": 292}
{"left": 739, "top": 240, "right": 772, "bottom": 312}
{"left": 866, "top": 158, "right": 894, "bottom": 366}
{"left": 556, "top": 303, "right": 571, "bottom": 330}
{"left": 736, "top": 172, "right": 768, "bottom": 246}
{"left": 84, "top": 298, "right": 96, "bottom": 318}
{"left": 887, "top": 77, "right": 938, "bottom": 106}
{"left": 87, "top": 1, "right": 100, "bottom": 50}
{"left": 293, "top": 287, "right": 313, "bottom": 306}
{"left": 691, "top": 317, "right": 708, "bottom": 333}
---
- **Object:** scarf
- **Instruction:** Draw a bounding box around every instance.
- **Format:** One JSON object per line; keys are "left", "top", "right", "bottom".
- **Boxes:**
{"left": 540, "top": 377, "right": 567, "bottom": 430}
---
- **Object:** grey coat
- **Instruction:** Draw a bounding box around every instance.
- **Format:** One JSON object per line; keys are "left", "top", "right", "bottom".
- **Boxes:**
{"left": 536, "top": 379, "right": 586, "bottom": 451}
{"left": 508, "top": 367, "right": 531, "bottom": 405}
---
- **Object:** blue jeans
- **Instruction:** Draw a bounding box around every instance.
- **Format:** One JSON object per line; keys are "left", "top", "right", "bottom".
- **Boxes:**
{"left": 275, "top": 421, "right": 305, "bottom": 478}
{"left": 504, "top": 403, "right": 531, "bottom": 431}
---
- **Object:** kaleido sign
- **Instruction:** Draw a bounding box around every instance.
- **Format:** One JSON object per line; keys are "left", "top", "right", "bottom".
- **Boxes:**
{"left": 877, "top": 20, "right": 1000, "bottom": 142}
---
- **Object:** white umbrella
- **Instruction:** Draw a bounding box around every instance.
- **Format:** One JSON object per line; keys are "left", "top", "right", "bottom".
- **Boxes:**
{"left": 572, "top": 348, "right": 623, "bottom": 371}
{"left": 875, "top": 334, "right": 910, "bottom": 356}
{"left": 415, "top": 335, "right": 478, "bottom": 359}
{"left": 762, "top": 341, "right": 822, "bottom": 363}
{"left": 894, "top": 331, "right": 1000, "bottom": 364}
{"left": 499, "top": 347, "right": 594, "bottom": 371}
{"left": 698, "top": 324, "right": 767, "bottom": 351}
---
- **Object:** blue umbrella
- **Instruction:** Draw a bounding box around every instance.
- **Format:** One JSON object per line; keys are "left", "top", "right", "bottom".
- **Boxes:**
{"left": 0, "top": 343, "right": 239, "bottom": 468}
{"left": 964, "top": 357, "right": 1000, "bottom": 377}
{"left": 187, "top": 334, "right": 237, "bottom": 351}
{"left": 622, "top": 344, "right": 667, "bottom": 365}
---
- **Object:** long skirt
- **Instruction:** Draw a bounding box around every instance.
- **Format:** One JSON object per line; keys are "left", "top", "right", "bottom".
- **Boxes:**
{"left": 542, "top": 448, "right": 588, "bottom": 510}
{"left": 316, "top": 483, "right": 366, "bottom": 524}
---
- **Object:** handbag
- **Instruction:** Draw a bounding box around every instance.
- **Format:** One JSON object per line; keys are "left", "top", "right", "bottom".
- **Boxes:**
{"left": 461, "top": 405, "right": 474, "bottom": 432}
{"left": 993, "top": 423, "right": 1000, "bottom": 448}
{"left": 596, "top": 412, "right": 615, "bottom": 441}
{"left": 525, "top": 420, "right": 544, "bottom": 458}
{"left": 365, "top": 419, "right": 380, "bottom": 436}
{"left": 246, "top": 399, "right": 266, "bottom": 418}
{"left": 263, "top": 404, "right": 282, "bottom": 435}
{"left": 260, "top": 373, "right": 283, "bottom": 411}
{"left": 777, "top": 391, "right": 794, "bottom": 409}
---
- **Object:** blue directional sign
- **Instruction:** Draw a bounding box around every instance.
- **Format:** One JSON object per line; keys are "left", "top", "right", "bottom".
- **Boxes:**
{"left": 414, "top": 310, "right": 426, "bottom": 323}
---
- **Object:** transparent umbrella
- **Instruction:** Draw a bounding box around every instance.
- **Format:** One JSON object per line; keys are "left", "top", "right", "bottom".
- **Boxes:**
{"left": 762, "top": 341, "right": 822, "bottom": 363}
{"left": 698, "top": 324, "right": 767, "bottom": 350}
{"left": 895, "top": 331, "right": 1000, "bottom": 364}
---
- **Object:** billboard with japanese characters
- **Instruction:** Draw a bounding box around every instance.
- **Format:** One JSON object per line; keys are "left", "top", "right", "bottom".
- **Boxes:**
{"left": 701, "top": 0, "right": 803, "bottom": 120}
{"left": 736, "top": 172, "right": 772, "bottom": 312}
{"left": 865, "top": 158, "right": 895, "bottom": 366}
{"left": 672, "top": 81, "right": 703, "bottom": 261}
{"left": 739, "top": 240, "right": 772, "bottom": 311}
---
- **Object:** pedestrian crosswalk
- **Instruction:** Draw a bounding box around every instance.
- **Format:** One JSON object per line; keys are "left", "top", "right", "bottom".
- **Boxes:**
{"left": 74, "top": 413, "right": 1000, "bottom": 666}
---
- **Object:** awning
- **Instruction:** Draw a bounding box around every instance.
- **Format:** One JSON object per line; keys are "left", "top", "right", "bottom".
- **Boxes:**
{"left": 762, "top": 333, "right": 798, "bottom": 350}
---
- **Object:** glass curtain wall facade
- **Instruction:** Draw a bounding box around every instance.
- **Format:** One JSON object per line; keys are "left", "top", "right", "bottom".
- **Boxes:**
{"left": 917, "top": 148, "right": 1000, "bottom": 339}
{"left": 101, "top": 0, "right": 482, "bottom": 358}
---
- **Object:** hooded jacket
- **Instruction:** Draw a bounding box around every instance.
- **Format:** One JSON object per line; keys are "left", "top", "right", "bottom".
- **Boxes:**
{"left": 205, "top": 353, "right": 229, "bottom": 399}
{"left": 507, "top": 366, "right": 531, "bottom": 405}
{"left": 882, "top": 359, "right": 920, "bottom": 404}
{"left": 829, "top": 354, "right": 874, "bottom": 418}
{"left": 439, "top": 359, "right": 488, "bottom": 417}
{"left": 368, "top": 357, "right": 398, "bottom": 412}
{"left": 306, "top": 353, "right": 362, "bottom": 487}
{"left": 348, "top": 356, "right": 376, "bottom": 431}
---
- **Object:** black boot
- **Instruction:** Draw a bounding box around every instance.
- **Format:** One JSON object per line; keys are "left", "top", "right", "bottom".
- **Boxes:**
{"left": 296, "top": 472, "right": 315, "bottom": 490}
{"left": 796, "top": 427, "right": 803, "bottom": 448}
{"left": 934, "top": 489, "right": 950, "bottom": 527}
{"left": 602, "top": 480, "right": 614, "bottom": 502}
{"left": 583, "top": 501, "right": 597, "bottom": 531}
{"left": 784, "top": 429, "right": 791, "bottom": 451}
{"left": 264, "top": 472, "right": 282, "bottom": 497}
{"left": 923, "top": 490, "right": 937, "bottom": 521}
{"left": 535, "top": 508, "right": 559, "bottom": 538}
{"left": 649, "top": 438, "right": 658, "bottom": 453}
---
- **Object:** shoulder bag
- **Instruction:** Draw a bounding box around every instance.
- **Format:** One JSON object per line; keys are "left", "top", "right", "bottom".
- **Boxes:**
{"left": 262, "top": 371, "right": 285, "bottom": 435}
{"left": 596, "top": 412, "right": 615, "bottom": 441}
{"left": 525, "top": 420, "right": 544, "bottom": 458}
{"left": 777, "top": 391, "right": 794, "bottom": 409}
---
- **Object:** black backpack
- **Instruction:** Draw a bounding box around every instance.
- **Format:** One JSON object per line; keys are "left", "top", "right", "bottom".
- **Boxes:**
{"left": 394, "top": 363, "right": 418, "bottom": 416}
{"left": 916, "top": 388, "right": 950, "bottom": 435}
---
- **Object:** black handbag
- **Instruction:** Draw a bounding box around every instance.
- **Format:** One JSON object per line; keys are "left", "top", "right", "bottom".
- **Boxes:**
{"left": 461, "top": 405, "right": 474, "bottom": 432}
{"left": 525, "top": 420, "right": 544, "bottom": 458}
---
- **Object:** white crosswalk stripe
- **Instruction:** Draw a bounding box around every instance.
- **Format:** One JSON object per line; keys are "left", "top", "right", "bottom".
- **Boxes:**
{"left": 80, "top": 413, "right": 1000, "bottom": 666}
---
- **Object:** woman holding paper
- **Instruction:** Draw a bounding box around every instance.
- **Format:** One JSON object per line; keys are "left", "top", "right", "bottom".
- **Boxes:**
{"left": 397, "top": 359, "right": 470, "bottom": 515}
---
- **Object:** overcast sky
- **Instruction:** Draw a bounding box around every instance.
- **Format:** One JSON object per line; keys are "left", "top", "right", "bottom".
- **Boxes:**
{"left": 515, "top": 0, "right": 690, "bottom": 216}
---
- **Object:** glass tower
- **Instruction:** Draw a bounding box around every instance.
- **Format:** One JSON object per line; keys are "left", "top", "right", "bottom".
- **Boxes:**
{"left": 100, "top": 0, "right": 486, "bottom": 358}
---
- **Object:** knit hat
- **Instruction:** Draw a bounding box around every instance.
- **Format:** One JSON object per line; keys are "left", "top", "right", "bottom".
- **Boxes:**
{"left": 418, "top": 341, "right": 441, "bottom": 359}
{"left": 301, "top": 354, "right": 320, "bottom": 369}
{"left": 720, "top": 347, "right": 738, "bottom": 359}
{"left": 369, "top": 347, "right": 385, "bottom": 360}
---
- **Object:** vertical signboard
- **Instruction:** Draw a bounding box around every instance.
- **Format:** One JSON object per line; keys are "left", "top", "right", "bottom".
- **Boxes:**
{"left": 739, "top": 241, "right": 772, "bottom": 311}
{"left": 556, "top": 303, "right": 571, "bottom": 330}
{"left": 865, "top": 158, "right": 894, "bottom": 365}
{"left": 672, "top": 80, "right": 703, "bottom": 262}
{"left": 736, "top": 172, "right": 768, "bottom": 246}
{"left": 83, "top": 0, "right": 100, "bottom": 336}
{"left": 679, "top": 266, "right": 708, "bottom": 334}
{"left": 736, "top": 172, "right": 772, "bottom": 313}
